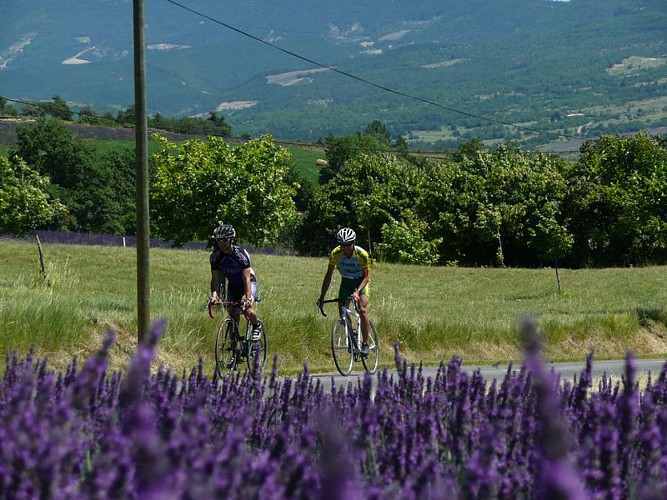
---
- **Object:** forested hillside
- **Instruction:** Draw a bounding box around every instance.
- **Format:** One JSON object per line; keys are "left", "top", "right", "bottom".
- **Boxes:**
{"left": 0, "top": 0, "right": 665, "bottom": 149}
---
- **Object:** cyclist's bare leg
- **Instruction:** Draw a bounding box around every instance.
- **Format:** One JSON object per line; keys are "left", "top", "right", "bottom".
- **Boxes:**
{"left": 358, "top": 295, "right": 371, "bottom": 343}
{"left": 246, "top": 307, "right": 259, "bottom": 327}
{"left": 339, "top": 300, "right": 350, "bottom": 322}
{"left": 226, "top": 308, "right": 241, "bottom": 351}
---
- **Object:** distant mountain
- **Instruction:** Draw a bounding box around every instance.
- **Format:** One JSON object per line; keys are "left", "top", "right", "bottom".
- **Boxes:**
{"left": 1, "top": 0, "right": 666, "bottom": 149}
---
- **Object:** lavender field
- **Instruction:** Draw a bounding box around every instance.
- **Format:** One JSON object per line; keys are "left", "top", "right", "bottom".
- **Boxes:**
{"left": 1, "top": 318, "right": 666, "bottom": 499}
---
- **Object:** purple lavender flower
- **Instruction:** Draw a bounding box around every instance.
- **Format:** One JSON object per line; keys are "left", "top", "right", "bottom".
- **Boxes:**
{"left": 520, "top": 317, "right": 588, "bottom": 499}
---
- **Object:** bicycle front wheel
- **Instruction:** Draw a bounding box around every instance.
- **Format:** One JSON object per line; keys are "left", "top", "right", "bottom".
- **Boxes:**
{"left": 246, "top": 321, "right": 267, "bottom": 372}
{"left": 331, "top": 319, "right": 353, "bottom": 376}
{"left": 361, "top": 321, "right": 380, "bottom": 374}
{"left": 215, "top": 319, "right": 237, "bottom": 377}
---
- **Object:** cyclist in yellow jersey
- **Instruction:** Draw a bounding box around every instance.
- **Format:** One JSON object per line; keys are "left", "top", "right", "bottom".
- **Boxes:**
{"left": 318, "top": 228, "right": 372, "bottom": 356}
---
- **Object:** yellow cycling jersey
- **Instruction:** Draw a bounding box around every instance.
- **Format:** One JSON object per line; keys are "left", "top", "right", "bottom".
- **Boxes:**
{"left": 328, "top": 245, "right": 371, "bottom": 279}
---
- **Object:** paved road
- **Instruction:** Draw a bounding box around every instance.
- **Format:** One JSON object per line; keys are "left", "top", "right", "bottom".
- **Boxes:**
{"left": 310, "top": 358, "right": 667, "bottom": 391}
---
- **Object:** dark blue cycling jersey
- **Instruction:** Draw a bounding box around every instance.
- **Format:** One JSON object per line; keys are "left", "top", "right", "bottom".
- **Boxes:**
{"left": 210, "top": 245, "right": 257, "bottom": 286}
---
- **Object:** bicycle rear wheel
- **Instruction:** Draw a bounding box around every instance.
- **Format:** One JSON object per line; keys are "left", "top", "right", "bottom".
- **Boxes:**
{"left": 331, "top": 319, "right": 353, "bottom": 376}
{"left": 361, "top": 321, "right": 380, "bottom": 374}
{"left": 215, "top": 319, "right": 237, "bottom": 377}
{"left": 245, "top": 320, "right": 267, "bottom": 372}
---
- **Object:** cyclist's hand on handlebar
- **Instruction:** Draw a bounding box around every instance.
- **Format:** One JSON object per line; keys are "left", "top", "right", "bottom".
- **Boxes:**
{"left": 317, "top": 297, "right": 327, "bottom": 317}
{"left": 207, "top": 296, "right": 221, "bottom": 318}
{"left": 242, "top": 296, "right": 253, "bottom": 308}
{"left": 207, "top": 295, "right": 223, "bottom": 312}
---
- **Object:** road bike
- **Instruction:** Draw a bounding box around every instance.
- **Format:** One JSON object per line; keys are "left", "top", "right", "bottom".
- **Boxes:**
{"left": 317, "top": 297, "right": 379, "bottom": 376}
{"left": 208, "top": 299, "right": 267, "bottom": 377}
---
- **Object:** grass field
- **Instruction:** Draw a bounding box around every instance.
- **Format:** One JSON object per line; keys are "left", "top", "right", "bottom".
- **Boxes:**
{"left": 1, "top": 238, "right": 666, "bottom": 377}
{"left": 284, "top": 145, "right": 325, "bottom": 185}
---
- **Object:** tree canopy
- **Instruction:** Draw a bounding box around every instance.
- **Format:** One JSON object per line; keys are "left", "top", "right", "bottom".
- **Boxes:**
{"left": 2, "top": 114, "right": 666, "bottom": 268}
{"left": 151, "top": 134, "right": 297, "bottom": 246}
{"left": 9, "top": 118, "right": 136, "bottom": 233}
{"left": 0, "top": 156, "right": 67, "bottom": 234}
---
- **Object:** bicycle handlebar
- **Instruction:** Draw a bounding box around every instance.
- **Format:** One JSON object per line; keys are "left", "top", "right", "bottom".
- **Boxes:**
{"left": 317, "top": 296, "right": 358, "bottom": 317}
{"left": 207, "top": 298, "right": 249, "bottom": 319}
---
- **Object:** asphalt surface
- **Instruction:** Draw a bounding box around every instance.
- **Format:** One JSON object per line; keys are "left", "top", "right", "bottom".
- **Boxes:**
{"left": 310, "top": 358, "right": 667, "bottom": 391}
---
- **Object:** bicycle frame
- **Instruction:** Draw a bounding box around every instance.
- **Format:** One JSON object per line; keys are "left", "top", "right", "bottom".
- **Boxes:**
{"left": 318, "top": 296, "right": 379, "bottom": 376}
{"left": 208, "top": 299, "right": 267, "bottom": 376}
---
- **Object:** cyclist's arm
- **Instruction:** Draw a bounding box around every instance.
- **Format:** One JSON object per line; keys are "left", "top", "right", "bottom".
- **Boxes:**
{"left": 211, "top": 269, "right": 222, "bottom": 301}
{"left": 242, "top": 267, "right": 254, "bottom": 303}
{"left": 319, "top": 264, "right": 335, "bottom": 301}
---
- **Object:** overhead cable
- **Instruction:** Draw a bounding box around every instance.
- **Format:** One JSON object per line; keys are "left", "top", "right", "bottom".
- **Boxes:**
{"left": 163, "top": 0, "right": 582, "bottom": 141}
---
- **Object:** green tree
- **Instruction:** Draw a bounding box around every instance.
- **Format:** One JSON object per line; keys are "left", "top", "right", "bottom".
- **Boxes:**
{"left": 10, "top": 118, "right": 94, "bottom": 189}
{"left": 207, "top": 112, "right": 232, "bottom": 136}
{"left": 414, "top": 144, "right": 572, "bottom": 267}
{"left": 451, "top": 138, "right": 485, "bottom": 162}
{"left": 481, "top": 144, "right": 573, "bottom": 267}
{"left": 565, "top": 133, "right": 667, "bottom": 266}
{"left": 116, "top": 105, "right": 136, "bottom": 126}
{"left": 77, "top": 105, "right": 99, "bottom": 124}
{"left": 363, "top": 120, "right": 392, "bottom": 144}
{"left": 320, "top": 122, "right": 413, "bottom": 184}
{"left": 320, "top": 133, "right": 389, "bottom": 184}
{"left": 40, "top": 95, "right": 73, "bottom": 121}
{"left": 79, "top": 148, "right": 137, "bottom": 234}
{"left": 10, "top": 117, "right": 135, "bottom": 234}
{"left": 0, "top": 156, "right": 67, "bottom": 234}
{"left": 0, "top": 155, "right": 68, "bottom": 286}
{"left": 296, "top": 152, "right": 424, "bottom": 256}
{"left": 376, "top": 211, "right": 442, "bottom": 265}
{"left": 413, "top": 159, "right": 496, "bottom": 265}
{"left": 151, "top": 134, "right": 297, "bottom": 246}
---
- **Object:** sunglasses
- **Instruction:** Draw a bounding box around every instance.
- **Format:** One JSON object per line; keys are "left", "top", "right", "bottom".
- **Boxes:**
{"left": 341, "top": 243, "right": 354, "bottom": 247}
{"left": 216, "top": 238, "right": 232, "bottom": 243}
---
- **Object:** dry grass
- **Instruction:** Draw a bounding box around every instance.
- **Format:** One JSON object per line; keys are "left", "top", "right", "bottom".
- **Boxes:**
{"left": 2, "top": 238, "right": 667, "bottom": 377}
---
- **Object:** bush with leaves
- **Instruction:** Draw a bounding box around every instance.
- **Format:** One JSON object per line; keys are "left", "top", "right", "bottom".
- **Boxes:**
{"left": 564, "top": 133, "right": 667, "bottom": 266}
{"left": 9, "top": 117, "right": 136, "bottom": 234}
{"left": 376, "top": 211, "right": 442, "bottom": 265}
{"left": 413, "top": 144, "right": 572, "bottom": 266}
{"left": 296, "top": 152, "right": 425, "bottom": 256}
{"left": 0, "top": 156, "right": 67, "bottom": 235}
{"left": 151, "top": 134, "right": 297, "bottom": 246}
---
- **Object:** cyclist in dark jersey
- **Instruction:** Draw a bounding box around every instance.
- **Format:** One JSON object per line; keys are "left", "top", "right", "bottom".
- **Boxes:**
{"left": 209, "top": 223, "right": 263, "bottom": 341}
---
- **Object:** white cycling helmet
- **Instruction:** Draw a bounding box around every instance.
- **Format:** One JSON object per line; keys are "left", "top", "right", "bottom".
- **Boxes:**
{"left": 336, "top": 227, "right": 356, "bottom": 244}
{"left": 212, "top": 224, "right": 236, "bottom": 239}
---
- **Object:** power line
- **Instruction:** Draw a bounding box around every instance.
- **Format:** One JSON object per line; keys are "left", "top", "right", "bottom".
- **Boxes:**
{"left": 1, "top": 96, "right": 86, "bottom": 116}
{"left": 162, "top": 0, "right": 583, "bottom": 142}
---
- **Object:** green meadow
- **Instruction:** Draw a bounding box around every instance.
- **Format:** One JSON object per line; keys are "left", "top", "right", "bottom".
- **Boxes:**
{"left": 1, "top": 238, "right": 666, "bottom": 376}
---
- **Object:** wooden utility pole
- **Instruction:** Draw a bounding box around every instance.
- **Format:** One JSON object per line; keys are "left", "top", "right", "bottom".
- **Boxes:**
{"left": 133, "top": 0, "right": 150, "bottom": 343}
